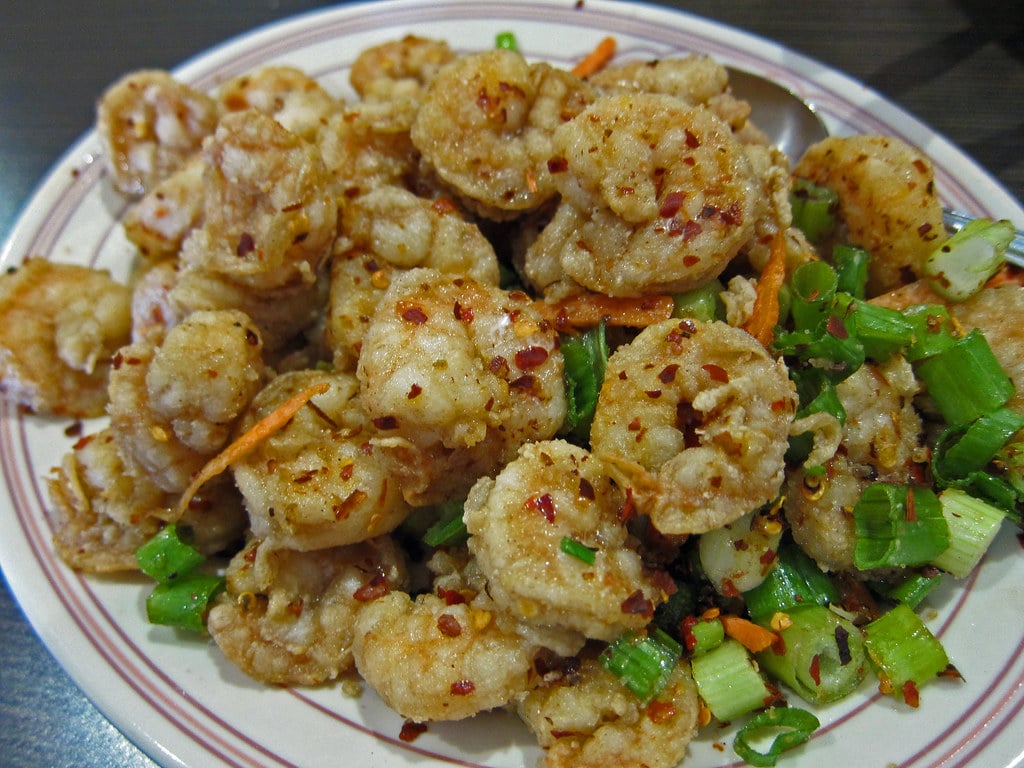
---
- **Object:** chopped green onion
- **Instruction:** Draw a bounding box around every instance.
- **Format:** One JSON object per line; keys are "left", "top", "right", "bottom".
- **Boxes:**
{"left": 852, "top": 484, "right": 950, "bottom": 570}
{"left": 600, "top": 629, "right": 681, "bottom": 703}
{"left": 744, "top": 538, "right": 841, "bottom": 624}
{"left": 560, "top": 322, "right": 609, "bottom": 441}
{"left": 788, "top": 260, "right": 838, "bottom": 332}
{"left": 733, "top": 707, "right": 821, "bottom": 767}
{"left": 145, "top": 572, "right": 225, "bottom": 632}
{"left": 681, "top": 614, "right": 726, "bottom": 656}
{"left": 952, "top": 471, "right": 1023, "bottom": 523}
{"left": 930, "top": 488, "right": 1006, "bottom": 578}
{"left": 863, "top": 603, "right": 949, "bottom": 698}
{"left": 790, "top": 178, "right": 838, "bottom": 244}
{"left": 690, "top": 639, "right": 774, "bottom": 722}
{"left": 924, "top": 218, "right": 1015, "bottom": 302}
{"left": 933, "top": 407, "right": 1024, "bottom": 480}
{"left": 875, "top": 568, "right": 944, "bottom": 609}
{"left": 495, "top": 31, "right": 519, "bottom": 51}
{"left": 841, "top": 296, "right": 915, "bottom": 362}
{"left": 915, "top": 330, "right": 1015, "bottom": 427}
{"left": 755, "top": 605, "right": 866, "bottom": 705}
{"left": 423, "top": 501, "right": 468, "bottom": 547}
{"left": 832, "top": 244, "right": 870, "bottom": 299}
{"left": 900, "top": 304, "right": 957, "bottom": 362}
{"left": 559, "top": 535, "right": 596, "bottom": 565}
{"left": 135, "top": 523, "right": 204, "bottom": 583}
{"left": 672, "top": 279, "right": 724, "bottom": 321}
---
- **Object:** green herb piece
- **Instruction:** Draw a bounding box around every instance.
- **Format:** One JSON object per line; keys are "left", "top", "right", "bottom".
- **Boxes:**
{"left": 135, "top": 523, "right": 204, "bottom": 583}
{"left": 925, "top": 218, "right": 1014, "bottom": 301}
{"left": 600, "top": 629, "right": 682, "bottom": 703}
{"left": 495, "top": 31, "right": 519, "bottom": 51}
{"left": 852, "top": 484, "right": 950, "bottom": 570}
{"left": 690, "top": 638, "right": 774, "bottom": 722}
{"left": 560, "top": 322, "right": 609, "bottom": 441}
{"left": 733, "top": 707, "right": 821, "bottom": 767}
{"left": 790, "top": 178, "right": 838, "bottom": 244}
{"left": 559, "top": 535, "right": 596, "bottom": 565}
{"left": 145, "top": 573, "right": 225, "bottom": 632}
{"left": 863, "top": 603, "right": 950, "bottom": 699}
{"left": 930, "top": 488, "right": 1007, "bottom": 578}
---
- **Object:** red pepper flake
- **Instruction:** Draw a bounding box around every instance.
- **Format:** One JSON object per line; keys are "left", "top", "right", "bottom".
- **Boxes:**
{"left": 489, "top": 355, "right": 510, "bottom": 376}
{"left": 407, "top": 383, "right": 423, "bottom": 399}
{"left": 808, "top": 654, "right": 822, "bottom": 687}
{"left": 399, "top": 303, "right": 429, "bottom": 324}
{"left": 647, "top": 700, "right": 677, "bottom": 723}
{"left": 905, "top": 487, "right": 917, "bottom": 522}
{"left": 619, "top": 487, "right": 637, "bottom": 522}
{"left": 509, "top": 374, "right": 540, "bottom": 395}
{"left": 682, "top": 254, "right": 700, "bottom": 267}
{"left": 399, "top": 720, "right": 427, "bottom": 742}
{"left": 835, "top": 625, "right": 852, "bottom": 666}
{"left": 826, "top": 314, "right": 848, "bottom": 339}
{"left": 719, "top": 578, "right": 741, "bottom": 599}
{"left": 245, "top": 328, "right": 260, "bottom": 346}
{"left": 645, "top": 389, "right": 663, "bottom": 399}
{"left": 652, "top": 569, "right": 678, "bottom": 597}
{"left": 620, "top": 589, "right": 654, "bottom": 618}
{"left": 432, "top": 197, "right": 457, "bottom": 215}
{"left": 684, "top": 128, "right": 700, "bottom": 148}
{"left": 286, "top": 598, "right": 304, "bottom": 618}
{"left": 372, "top": 415, "right": 399, "bottom": 430}
{"left": 659, "top": 191, "right": 686, "bottom": 219}
{"left": 547, "top": 156, "right": 569, "bottom": 174}
{"left": 450, "top": 680, "right": 476, "bottom": 696}
{"left": 658, "top": 364, "right": 680, "bottom": 384}
{"left": 628, "top": 416, "right": 643, "bottom": 431}
{"left": 437, "top": 586, "right": 468, "bottom": 606}
{"left": 702, "top": 363, "right": 729, "bottom": 383}
{"left": 515, "top": 346, "right": 550, "bottom": 370}
{"left": 334, "top": 489, "right": 367, "bottom": 520}
{"left": 680, "top": 615, "right": 699, "bottom": 653}
{"left": 72, "top": 433, "right": 96, "bottom": 451}
{"left": 353, "top": 572, "right": 391, "bottom": 602}
{"left": 236, "top": 232, "right": 256, "bottom": 257}
{"left": 682, "top": 220, "right": 703, "bottom": 241}
{"left": 453, "top": 301, "right": 473, "bottom": 322}
{"left": 64, "top": 421, "right": 83, "bottom": 438}
{"left": 578, "top": 477, "right": 595, "bottom": 501}
{"left": 525, "top": 493, "right": 556, "bottom": 523}
{"left": 437, "top": 613, "right": 463, "bottom": 637}
{"left": 340, "top": 463, "right": 355, "bottom": 481}
{"left": 902, "top": 680, "right": 921, "bottom": 708}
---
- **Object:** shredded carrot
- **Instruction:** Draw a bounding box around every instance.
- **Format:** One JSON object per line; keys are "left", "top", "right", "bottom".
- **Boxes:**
{"left": 571, "top": 36, "right": 617, "bottom": 78}
{"left": 536, "top": 292, "right": 674, "bottom": 331}
{"left": 173, "top": 381, "right": 330, "bottom": 518}
{"left": 742, "top": 230, "right": 788, "bottom": 348}
{"left": 721, "top": 614, "right": 780, "bottom": 654}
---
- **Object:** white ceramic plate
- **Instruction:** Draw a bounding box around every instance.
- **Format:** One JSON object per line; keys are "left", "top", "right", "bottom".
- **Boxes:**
{"left": 3, "top": 1, "right": 1024, "bottom": 767}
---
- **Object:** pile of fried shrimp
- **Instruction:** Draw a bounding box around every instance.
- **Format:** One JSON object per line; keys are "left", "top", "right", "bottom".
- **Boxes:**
{"left": 2, "top": 33, "right": 1023, "bottom": 768}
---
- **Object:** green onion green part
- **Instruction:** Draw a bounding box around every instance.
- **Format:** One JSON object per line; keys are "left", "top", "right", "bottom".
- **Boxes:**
{"left": 924, "top": 218, "right": 1015, "bottom": 302}
{"left": 145, "top": 573, "right": 225, "bottom": 632}
{"left": 744, "top": 539, "right": 840, "bottom": 623}
{"left": 423, "top": 501, "right": 468, "bottom": 547}
{"left": 832, "top": 244, "right": 870, "bottom": 299}
{"left": 863, "top": 603, "right": 950, "bottom": 697}
{"left": 690, "top": 638, "right": 774, "bottom": 722}
{"left": 135, "top": 523, "right": 204, "bottom": 583}
{"left": 789, "top": 260, "right": 839, "bottom": 332}
{"left": 933, "top": 407, "right": 1024, "bottom": 480}
{"left": 672, "top": 279, "right": 724, "bottom": 322}
{"left": 560, "top": 535, "right": 597, "bottom": 565}
{"left": 876, "top": 568, "right": 944, "bottom": 609}
{"left": 560, "top": 323, "right": 609, "bottom": 441}
{"left": 684, "top": 615, "right": 726, "bottom": 656}
{"left": 600, "top": 629, "right": 682, "bottom": 703}
{"left": 930, "top": 488, "right": 1006, "bottom": 578}
{"left": 733, "top": 707, "right": 821, "bottom": 767}
{"left": 853, "top": 483, "right": 950, "bottom": 570}
{"left": 900, "top": 304, "right": 957, "bottom": 362}
{"left": 789, "top": 178, "right": 838, "bottom": 244}
{"left": 495, "top": 31, "right": 519, "bottom": 51}
{"left": 755, "top": 605, "right": 866, "bottom": 705}
{"left": 915, "top": 330, "right": 1015, "bottom": 427}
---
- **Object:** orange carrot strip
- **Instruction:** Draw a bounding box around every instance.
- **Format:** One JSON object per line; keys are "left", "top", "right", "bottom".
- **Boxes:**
{"left": 743, "top": 230, "right": 788, "bottom": 348}
{"left": 721, "top": 614, "right": 780, "bottom": 654}
{"left": 173, "top": 381, "right": 330, "bottom": 518}
{"left": 571, "top": 36, "right": 617, "bottom": 78}
{"left": 537, "top": 292, "right": 674, "bottom": 330}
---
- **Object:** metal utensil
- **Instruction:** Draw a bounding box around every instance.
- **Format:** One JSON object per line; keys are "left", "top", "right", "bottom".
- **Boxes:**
{"left": 726, "top": 66, "right": 1024, "bottom": 267}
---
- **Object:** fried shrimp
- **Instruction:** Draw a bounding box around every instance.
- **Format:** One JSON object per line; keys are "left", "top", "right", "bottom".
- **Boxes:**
{"left": 411, "top": 48, "right": 595, "bottom": 219}
{"left": 0, "top": 258, "right": 132, "bottom": 418}
{"left": 357, "top": 268, "right": 566, "bottom": 505}
{"left": 107, "top": 309, "right": 266, "bottom": 493}
{"left": 327, "top": 185, "right": 500, "bottom": 369}
{"left": 516, "top": 652, "right": 700, "bottom": 768}
{"left": 208, "top": 536, "right": 409, "bottom": 686}
{"left": 785, "top": 356, "right": 925, "bottom": 572}
{"left": 524, "top": 93, "right": 761, "bottom": 298}
{"left": 96, "top": 69, "right": 221, "bottom": 196}
{"left": 349, "top": 35, "right": 456, "bottom": 102}
{"left": 231, "top": 369, "right": 410, "bottom": 550}
{"left": 464, "top": 439, "right": 667, "bottom": 641}
{"left": 216, "top": 66, "right": 342, "bottom": 141}
{"left": 122, "top": 155, "right": 206, "bottom": 262}
{"left": 179, "top": 110, "right": 337, "bottom": 292}
{"left": 793, "top": 135, "right": 947, "bottom": 295}
{"left": 591, "top": 318, "right": 797, "bottom": 535}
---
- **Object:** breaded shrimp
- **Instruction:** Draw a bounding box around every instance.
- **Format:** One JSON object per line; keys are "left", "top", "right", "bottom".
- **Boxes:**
{"left": 326, "top": 185, "right": 500, "bottom": 369}
{"left": 516, "top": 652, "right": 700, "bottom": 768}
{"left": 47, "top": 427, "right": 246, "bottom": 572}
{"left": 231, "top": 369, "right": 410, "bottom": 551}
{"left": 0, "top": 258, "right": 132, "bottom": 418}
{"left": 357, "top": 268, "right": 566, "bottom": 505}
{"left": 179, "top": 110, "right": 337, "bottom": 292}
{"left": 464, "top": 440, "right": 668, "bottom": 641}
{"left": 590, "top": 318, "right": 797, "bottom": 535}
{"left": 130, "top": 259, "right": 182, "bottom": 343}
{"left": 785, "top": 355, "right": 925, "bottom": 572}
{"left": 122, "top": 155, "right": 206, "bottom": 262}
{"left": 349, "top": 35, "right": 456, "bottom": 102}
{"left": 208, "top": 536, "right": 409, "bottom": 686}
{"left": 793, "top": 135, "right": 946, "bottom": 295}
{"left": 216, "top": 66, "right": 342, "bottom": 141}
{"left": 411, "top": 48, "right": 595, "bottom": 219}
{"left": 107, "top": 309, "right": 266, "bottom": 493}
{"left": 96, "top": 69, "right": 221, "bottom": 196}
{"left": 525, "top": 93, "right": 761, "bottom": 297}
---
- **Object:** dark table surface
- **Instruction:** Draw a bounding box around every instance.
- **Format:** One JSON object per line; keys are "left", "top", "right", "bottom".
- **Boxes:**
{"left": 1, "top": 2, "right": 1022, "bottom": 766}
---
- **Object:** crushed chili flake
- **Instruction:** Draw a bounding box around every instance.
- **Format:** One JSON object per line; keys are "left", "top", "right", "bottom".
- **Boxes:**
{"left": 399, "top": 720, "right": 428, "bottom": 742}
{"left": 646, "top": 700, "right": 676, "bottom": 723}
{"left": 902, "top": 680, "right": 921, "bottom": 708}
{"left": 407, "top": 383, "right": 423, "bottom": 399}
{"left": 702, "top": 363, "right": 729, "bottom": 383}
{"left": 515, "top": 346, "right": 550, "bottom": 370}
{"left": 437, "top": 586, "right": 468, "bottom": 606}
{"left": 372, "top": 415, "right": 399, "bottom": 430}
{"left": 236, "top": 232, "right": 256, "bottom": 257}
{"left": 658, "top": 364, "right": 680, "bottom": 384}
{"left": 399, "top": 303, "right": 429, "bottom": 324}
{"left": 525, "top": 493, "right": 556, "bottom": 523}
{"left": 547, "top": 156, "right": 569, "bottom": 174}
{"left": 826, "top": 314, "right": 848, "bottom": 339}
{"left": 684, "top": 128, "right": 700, "bottom": 148}
{"left": 450, "top": 679, "right": 476, "bottom": 696}
{"left": 619, "top": 487, "right": 638, "bottom": 522}
{"left": 620, "top": 589, "right": 654, "bottom": 618}
{"left": 334, "top": 489, "right": 367, "bottom": 520}
{"left": 64, "top": 421, "right": 84, "bottom": 438}
{"left": 659, "top": 191, "right": 686, "bottom": 219}
{"left": 578, "top": 477, "right": 595, "bottom": 501}
{"left": 835, "top": 625, "right": 852, "bottom": 666}
{"left": 719, "top": 578, "right": 741, "bottom": 598}
{"left": 905, "top": 487, "right": 917, "bottom": 522}
{"left": 437, "top": 613, "right": 463, "bottom": 637}
{"left": 453, "top": 301, "right": 473, "bottom": 322}
{"left": 432, "top": 197, "right": 457, "bottom": 215}
{"left": 353, "top": 572, "right": 392, "bottom": 602}
{"left": 808, "top": 654, "right": 822, "bottom": 686}
{"left": 509, "top": 374, "right": 540, "bottom": 395}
